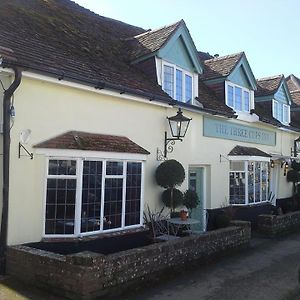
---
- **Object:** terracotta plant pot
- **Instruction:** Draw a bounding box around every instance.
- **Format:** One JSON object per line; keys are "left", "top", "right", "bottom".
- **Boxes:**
{"left": 180, "top": 210, "right": 188, "bottom": 221}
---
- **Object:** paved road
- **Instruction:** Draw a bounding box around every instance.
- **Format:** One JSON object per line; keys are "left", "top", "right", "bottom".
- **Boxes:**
{"left": 125, "top": 233, "right": 300, "bottom": 300}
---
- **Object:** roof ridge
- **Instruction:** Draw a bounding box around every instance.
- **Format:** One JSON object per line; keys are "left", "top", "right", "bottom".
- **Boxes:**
{"left": 203, "top": 52, "right": 244, "bottom": 62}
{"left": 130, "top": 19, "right": 183, "bottom": 40}
{"left": 257, "top": 74, "right": 283, "bottom": 82}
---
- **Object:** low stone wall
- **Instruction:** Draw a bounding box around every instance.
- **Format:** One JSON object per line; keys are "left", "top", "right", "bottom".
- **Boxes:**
{"left": 257, "top": 211, "right": 300, "bottom": 237}
{"left": 7, "top": 221, "right": 250, "bottom": 300}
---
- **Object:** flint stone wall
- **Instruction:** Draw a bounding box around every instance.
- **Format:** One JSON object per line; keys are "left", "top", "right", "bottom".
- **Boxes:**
{"left": 7, "top": 221, "right": 250, "bottom": 300}
{"left": 258, "top": 211, "right": 300, "bottom": 237}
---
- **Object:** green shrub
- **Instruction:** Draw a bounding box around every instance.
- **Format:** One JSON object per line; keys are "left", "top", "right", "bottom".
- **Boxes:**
{"left": 155, "top": 160, "right": 185, "bottom": 188}
{"left": 287, "top": 170, "right": 300, "bottom": 183}
{"left": 161, "top": 188, "right": 183, "bottom": 209}
{"left": 292, "top": 160, "right": 300, "bottom": 172}
{"left": 183, "top": 189, "right": 199, "bottom": 210}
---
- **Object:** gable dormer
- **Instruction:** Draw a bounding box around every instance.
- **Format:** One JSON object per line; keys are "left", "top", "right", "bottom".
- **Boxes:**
{"left": 128, "top": 20, "right": 203, "bottom": 105}
{"left": 256, "top": 75, "right": 292, "bottom": 126}
{"left": 200, "top": 52, "right": 257, "bottom": 120}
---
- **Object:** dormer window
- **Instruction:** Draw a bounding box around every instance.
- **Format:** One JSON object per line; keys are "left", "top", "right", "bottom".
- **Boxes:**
{"left": 273, "top": 100, "right": 290, "bottom": 125}
{"left": 162, "top": 62, "right": 194, "bottom": 103}
{"left": 226, "top": 81, "right": 253, "bottom": 113}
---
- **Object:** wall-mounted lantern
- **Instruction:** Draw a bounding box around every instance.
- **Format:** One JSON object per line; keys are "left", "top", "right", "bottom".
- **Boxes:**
{"left": 293, "top": 137, "right": 300, "bottom": 157}
{"left": 157, "top": 108, "right": 191, "bottom": 161}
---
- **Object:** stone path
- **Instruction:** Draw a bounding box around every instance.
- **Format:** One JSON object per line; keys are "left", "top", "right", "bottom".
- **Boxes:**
{"left": 125, "top": 232, "right": 300, "bottom": 300}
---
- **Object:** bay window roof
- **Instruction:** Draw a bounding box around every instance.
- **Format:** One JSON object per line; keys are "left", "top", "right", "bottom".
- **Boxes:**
{"left": 228, "top": 145, "right": 271, "bottom": 158}
{"left": 34, "top": 131, "right": 150, "bottom": 155}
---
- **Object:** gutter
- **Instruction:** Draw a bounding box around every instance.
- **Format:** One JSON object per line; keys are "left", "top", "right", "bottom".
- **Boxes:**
{"left": 5, "top": 61, "right": 235, "bottom": 119}
{"left": 0, "top": 64, "right": 22, "bottom": 274}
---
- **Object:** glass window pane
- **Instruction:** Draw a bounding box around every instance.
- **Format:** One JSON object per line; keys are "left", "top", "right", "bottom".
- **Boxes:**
{"left": 126, "top": 162, "right": 142, "bottom": 226}
{"left": 185, "top": 74, "right": 192, "bottom": 102}
{"left": 230, "top": 161, "right": 245, "bottom": 171}
{"left": 104, "top": 178, "right": 123, "bottom": 230}
{"left": 261, "top": 162, "right": 268, "bottom": 201}
{"left": 255, "top": 162, "right": 261, "bottom": 202}
{"left": 235, "top": 87, "right": 242, "bottom": 111}
{"left": 278, "top": 103, "right": 283, "bottom": 122}
{"left": 106, "top": 161, "right": 123, "bottom": 175}
{"left": 81, "top": 161, "right": 103, "bottom": 233}
{"left": 248, "top": 162, "right": 254, "bottom": 203}
{"left": 48, "top": 160, "right": 76, "bottom": 175}
{"left": 227, "top": 85, "right": 234, "bottom": 107}
{"left": 163, "top": 65, "right": 174, "bottom": 98}
{"left": 45, "top": 178, "right": 76, "bottom": 234}
{"left": 176, "top": 70, "right": 182, "bottom": 101}
{"left": 283, "top": 105, "right": 289, "bottom": 123}
{"left": 229, "top": 172, "right": 246, "bottom": 204}
{"left": 274, "top": 101, "right": 278, "bottom": 119}
{"left": 244, "top": 91, "right": 250, "bottom": 112}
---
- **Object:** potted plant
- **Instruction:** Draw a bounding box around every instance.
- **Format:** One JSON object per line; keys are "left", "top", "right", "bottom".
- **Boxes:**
{"left": 155, "top": 159, "right": 185, "bottom": 215}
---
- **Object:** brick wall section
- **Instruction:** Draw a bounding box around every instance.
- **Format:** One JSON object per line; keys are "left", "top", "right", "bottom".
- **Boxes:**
{"left": 257, "top": 211, "right": 300, "bottom": 237}
{"left": 7, "top": 221, "right": 250, "bottom": 300}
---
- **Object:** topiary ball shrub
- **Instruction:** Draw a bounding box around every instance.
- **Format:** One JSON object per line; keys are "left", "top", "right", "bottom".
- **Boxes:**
{"left": 287, "top": 170, "right": 300, "bottom": 183}
{"left": 155, "top": 159, "right": 185, "bottom": 188}
{"left": 183, "top": 189, "right": 199, "bottom": 210}
{"left": 162, "top": 188, "right": 183, "bottom": 209}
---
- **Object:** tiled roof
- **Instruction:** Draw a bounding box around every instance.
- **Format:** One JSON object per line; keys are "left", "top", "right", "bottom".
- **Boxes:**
{"left": 197, "top": 81, "right": 234, "bottom": 115}
{"left": 255, "top": 75, "right": 283, "bottom": 97}
{"left": 291, "top": 91, "right": 300, "bottom": 107}
{"left": 228, "top": 145, "right": 271, "bottom": 157}
{"left": 200, "top": 52, "right": 244, "bottom": 80}
{"left": 0, "top": 0, "right": 171, "bottom": 101}
{"left": 127, "top": 20, "right": 183, "bottom": 61}
{"left": 34, "top": 131, "right": 150, "bottom": 154}
{"left": 198, "top": 51, "right": 214, "bottom": 61}
{"left": 286, "top": 74, "right": 300, "bottom": 92}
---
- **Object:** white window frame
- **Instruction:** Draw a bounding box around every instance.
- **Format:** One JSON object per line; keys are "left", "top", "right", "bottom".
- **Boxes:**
{"left": 225, "top": 81, "right": 253, "bottom": 113}
{"left": 162, "top": 61, "right": 194, "bottom": 103}
{"left": 229, "top": 159, "right": 270, "bottom": 206}
{"left": 43, "top": 155, "right": 145, "bottom": 238}
{"left": 272, "top": 100, "right": 290, "bottom": 125}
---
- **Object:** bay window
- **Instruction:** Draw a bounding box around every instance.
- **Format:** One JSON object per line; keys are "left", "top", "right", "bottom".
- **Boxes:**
{"left": 230, "top": 160, "right": 269, "bottom": 205}
{"left": 226, "top": 82, "right": 252, "bottom": 113}
{"left": 163, "top": 62, "right": 194, "bottom": 103}
{"left": 45, "top": 158, "right": 143, "bottom": 237}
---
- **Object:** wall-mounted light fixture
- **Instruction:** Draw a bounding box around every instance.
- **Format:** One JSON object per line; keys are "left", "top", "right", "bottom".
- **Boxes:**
{"left": 157, "top": 108, "right": 191, "bottom": 161}
{"left": 284, "top": 162, "right": 289, "bottom": 176}
{"left": 270, "top": 160, "right": 275, "bottom": 168}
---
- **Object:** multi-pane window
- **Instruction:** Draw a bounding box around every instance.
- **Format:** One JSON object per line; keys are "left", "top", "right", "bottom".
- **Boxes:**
{"left": 226, "top": 82, "right": 252, "bottom": 113}
{"left": 163, "top": 63, "right": 194, "bottom": 103}
{"left": 273, "top": 100, "right": 290, "bottom": 124}
{"left": 45, "top": 158, "right": 143, "bottom": 236}
{"left": 163, "top": 65, "right": 174, "bottom": 98}
{"left": 229, "top": 160, "right": 269, "bottom": 205}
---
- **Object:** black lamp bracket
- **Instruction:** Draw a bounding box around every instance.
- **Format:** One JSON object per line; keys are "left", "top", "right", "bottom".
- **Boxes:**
{"left": 157, "top": 131, "right": 182, "bottom": 161}
{"left": 18, "top": 142, "right": 33, "bottom": 160}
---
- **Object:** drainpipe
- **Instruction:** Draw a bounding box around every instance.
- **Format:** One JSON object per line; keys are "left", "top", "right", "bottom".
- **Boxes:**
{"left": 0, "top": 65, "right": 22, "bottom": 275}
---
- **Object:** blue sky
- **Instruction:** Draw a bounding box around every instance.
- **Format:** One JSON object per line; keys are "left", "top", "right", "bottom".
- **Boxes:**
{"left": 73, "top": 0, "right": 300, "bottom": 79}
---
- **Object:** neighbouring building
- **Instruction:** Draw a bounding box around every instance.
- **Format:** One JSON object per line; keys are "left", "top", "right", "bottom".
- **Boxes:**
{"left": 0, "top": 0, "right": 299, "bottom": 253}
